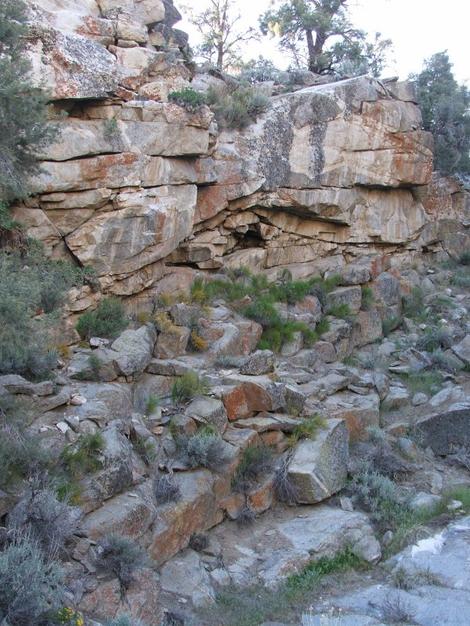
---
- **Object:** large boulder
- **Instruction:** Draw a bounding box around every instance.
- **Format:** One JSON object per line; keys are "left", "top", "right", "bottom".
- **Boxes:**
{"left": 111, "top": 325, "right": 157, "bottom": 376}
{"left": 415, "top": 406, "right": 470, "bottom": 454}
{"left": 287, "top": 419, "right": 349, "bottom": 504}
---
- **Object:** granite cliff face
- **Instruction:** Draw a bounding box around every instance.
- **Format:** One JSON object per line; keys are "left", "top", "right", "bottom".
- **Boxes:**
{"left": 15, "top": 0, "right": 469, "bottom": 320}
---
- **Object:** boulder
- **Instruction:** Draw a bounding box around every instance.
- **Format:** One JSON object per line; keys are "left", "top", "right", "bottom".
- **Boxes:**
{"left": 160, "top": 550, "right": 215, "bottom": 607}
{"left": 222, "top": 381, "right": 285, "bottom": 421}
{"left": 185, "top": 397, "right": 228, "bottom": 434}
{"left": 240, "top": 350, "right": 275, "bottom": 376}
{"left": 111, "top": 325, "right": 157, "bottom": 376}
{"left": 327, "top": 286, "right": 362, "bottom": 315}
{"left": 452, "top": 335, "right": 470, "bottom": 364}
{"left": 287, "top": 419, "right": 349, "bottom": 504}
{"left": 415, "top": 406, "right": 470, "bottom": 454}
{"left": 324, "top": 391, "right": 380, "bottom": 441}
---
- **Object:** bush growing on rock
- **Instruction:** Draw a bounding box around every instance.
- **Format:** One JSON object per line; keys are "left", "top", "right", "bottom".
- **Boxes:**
{"left": 171, "top": 370, "right": 210, "bottom": 404}
{"left": 178, "top": 427, "right": 228, "bottom": 471}
{"left": 8, "top": 482, "right": 79, "bottom": 556}
{"left": 60, "top": 432, "right": 104, "bottom": 479}
{"left": 0, "top": 248, "right": 87, "bottom": 378}
{"left": 0, "top": 0, "right": 58, "bottom": 206}
{"left": 0, "top": 408, "right": 51, "bottom": 489}
{"left": 95, "top": 535, "right": 147, "bottom": 591}
{"left": 206, "top": 84, "right": 269, "bottom": 129}
{"left": 76, "top": 297, "right": 128, "bottom": 340}
{"left": 0, "top": 536, "right": 65, "bottom": 625}
{"left": 232, "top": 445, "right": 274, "bottom": 493}
{"left": 288, "top": 415, "right": 327, "bottom": 446}
{"left": 168, "top": 87, "right": 207, "bottom": 111}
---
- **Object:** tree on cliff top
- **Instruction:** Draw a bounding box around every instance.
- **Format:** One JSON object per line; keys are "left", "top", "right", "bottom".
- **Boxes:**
{"left": 412, "top": 51, "right": 470, "bottom": 176}
{"left": 259, "top": 0, "right": 392, "bottom": 76}
{"left": 0, "top": 0, "right": 56, "bottom": 211}
{"left": 184, "top": 0, "right": 259, "bottom": 71}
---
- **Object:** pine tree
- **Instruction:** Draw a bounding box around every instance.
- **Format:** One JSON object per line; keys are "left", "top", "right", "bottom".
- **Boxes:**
{"left": 0, "top": 0, "right": 56, "bottom": 208}
{"left": 413, "top": 52, "right": 470, "bottom": 176}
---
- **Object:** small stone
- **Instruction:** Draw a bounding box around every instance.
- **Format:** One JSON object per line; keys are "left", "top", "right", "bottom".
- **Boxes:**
{"left": 340, "top": 496, "right": 354, "bottom": 512}
{"left": 412, "top": 392, "right": 428, "bottom": 406}
{"left": 382, "top": 530, "right": 394, "bottom": 546}
{"left": 56, "top": 421, "right": 70, "bottom": 434}
{"left": 90, "top": 337, "right": 110, "bottom": 348}
{"left": 70, "top": 394, "right": 87, "bottom": 406}
{"left": 447, "top": 499, "right": 463, "bottom": 512}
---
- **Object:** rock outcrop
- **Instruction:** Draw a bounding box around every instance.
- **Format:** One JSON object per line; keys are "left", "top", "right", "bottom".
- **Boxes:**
{"left": 13, "top": 0, "right": 469, "bottom": 322}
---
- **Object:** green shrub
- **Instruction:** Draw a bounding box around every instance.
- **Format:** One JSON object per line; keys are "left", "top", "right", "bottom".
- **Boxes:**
{"left": 232, "top": 445, "right": 274, "bottom": 493}
{"left": 178, "top": 427, "right": 228, "bottom": 471}
{"left": 0, "top": 414, "right": 51, "bottom": 489}
{"left": 0, "top": 0, "right": 58, "bottom": 205}
{"left": 171, "top": 370, "right": 209, "bottom": 404}
{"left": 382, "top": 316, "right": 402, "bottom": 336}
{"left": 76, "top": 297, "right": 128, "bottom": 340}
{"left": 61, "top": 432, "right": 104, "bottom": 478}
{"left": 7, "top": 484, "right": 78, "bottom": 556}
{"left": 0, "top": 536, "right": 64, "bottom": 625}
{"left": 0, "top": 248, "right": 87, "bottom": 378}
{"left": 96, "top": 535, "right": 147, "bottom": 591}
{"left": 416, "top": 326, "right": 452, "bottom": 352}
{"left": 327, "top": 303, "right": 352, "bottom": 319}
{"left": 145, "top": 394, "right": 159, "bottom": 416}
{"left": 361, "top": 286, "right": 374, "bottom": 310}
{"left": 458, "top": 250, "right": 470, "bottom": 265}
{"left": 206, "top": 85, "right": 269, "bottom": 129}
{"left": 169, "top": 87, "right": 207, "bottom": 111}
{"left": 403, "top": 286, "right": 426, "bottom": 320}
{"left": 351, "top": 469, "right": 411, "bottom": 529}
{"left": 402, "top": 370, "right": 443, "bottom": 396}
{"left": 288, "top": 415, "right": 326, "bottom": 446}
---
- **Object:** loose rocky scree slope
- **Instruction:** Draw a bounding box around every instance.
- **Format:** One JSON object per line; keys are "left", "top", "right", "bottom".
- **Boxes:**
{"left": 2, "top": 259, "right": 470, "bottom": 626}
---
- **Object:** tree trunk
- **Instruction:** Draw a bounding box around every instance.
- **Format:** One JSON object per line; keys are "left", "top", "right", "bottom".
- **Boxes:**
{"left": 216, "top": 42, "right": 224, "bottom": 70}
{"left": 306, "top": 29, "right": 316, "bottom": 73}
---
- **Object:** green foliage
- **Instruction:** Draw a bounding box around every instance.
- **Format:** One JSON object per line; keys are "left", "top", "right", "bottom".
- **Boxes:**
{"left": 145, "top": 394, "right": 159, "bottom": 416}
{"left": 458, "top": 250, "right": 470, "bottom": 266}
{"left": 403, "top": 285, "right": 425, "bottom": 320}
{"left": 401, "top": 370, "right": 443, "bottom": 397}
{"left": 0, "top": 0, "right": 58, "bottom": 205}
{"left": 206, "top": 85, "right": 270, "bottom": 129}
{"left": 284, "top": 548, "right": 364, "bottom": 599}
{"left": 416, "top": 326, "right": 452, "bottom": 352}
{"left": 239, "top": 56, "right": 282, "bottom": 83}
{"left": 351, "top": 468, "right": 411, "bottom": 528}
{"left": 232, "top": 445, "right": 274, "bottom": 493}
{"left": 326, "top": 302, "right": 352, "bottom": 319}
{"left": 190, "top": 271, "right": 337, "bottom": 352}
{"left": 169, "top": 87, "right": 207, "bottom": 111}
{"left": 76, "top": 297, "right": 128, "bottom": 340}
{"left": 259, "top": 0, "right": 391, "bottom": 76}
{"left": 206, "top": 548, "right": 364, "bottom": 626}
{"left": 288, "top": 414, "right": 326, "bottom": 446}
{"left": 179, "top": 427, "right": 228, "bottom": 471}
{"left": 0, "top": 420, "right": 51, "bottom": 489}
{"left": 61, "top": 432, "right": 104, "bottom": 478}
{"left": 7, "top": 483, "right": 78, "bottom": 556}
{"left": 103, "top": 117, "right": 119, "bottom": 139}
{"left": 0, "top": 395, "right": 52, "bottom": 490}
{"left": 0, "top": 247, "right": 87, "bottom": 378}
{"left": 171, "top": 370, "right": 210, "bottom": 404}
{"left": 361, "top": 285, "right": 374, "bottom": 310}
{"left": 0, "top": 536, "right": 65, "bottom": 626}
{"left": 412, "top": 51, "right": 470, "bottom": 175}
{"left": 96, "top": 535, "right": 147, "bottom": 591}
{"left": 382, "top": 315, "right": 401, "bottom": 337}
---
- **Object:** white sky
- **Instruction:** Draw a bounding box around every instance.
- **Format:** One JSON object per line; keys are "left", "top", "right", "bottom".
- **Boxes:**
{"left": 179, "top": 0, "right": 469, "bottom": 83}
